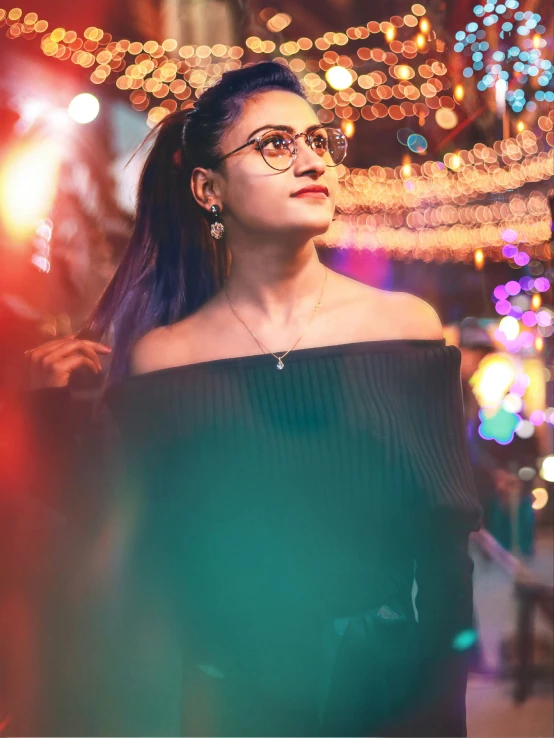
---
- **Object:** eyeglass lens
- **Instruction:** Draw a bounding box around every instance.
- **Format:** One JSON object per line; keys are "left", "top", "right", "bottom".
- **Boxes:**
{"left": 258, "top": 128, "right": 347, "bottom": 170}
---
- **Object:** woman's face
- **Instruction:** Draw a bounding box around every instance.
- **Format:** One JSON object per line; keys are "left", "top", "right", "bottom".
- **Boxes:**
{"left": 214, "top": 89, "right": 340, "bottom": 239}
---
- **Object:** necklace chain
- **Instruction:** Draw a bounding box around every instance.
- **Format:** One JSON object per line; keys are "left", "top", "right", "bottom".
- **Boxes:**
{"left": 223, "top": 265, "right": 328, "bottom": 370}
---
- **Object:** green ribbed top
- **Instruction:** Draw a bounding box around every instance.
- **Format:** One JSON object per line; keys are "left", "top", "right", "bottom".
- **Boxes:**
{"left": 85, "top": 338, "right": 482, "bottom": 736}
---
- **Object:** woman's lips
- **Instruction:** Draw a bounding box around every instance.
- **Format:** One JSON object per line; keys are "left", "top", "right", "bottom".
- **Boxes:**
{"left": 292, "top": 191, "right": 328, "bottom": 199}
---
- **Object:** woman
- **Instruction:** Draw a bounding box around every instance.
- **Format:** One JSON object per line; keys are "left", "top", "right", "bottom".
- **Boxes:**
{"left": 23, "top": 61, "right": 482, "bottom": 736}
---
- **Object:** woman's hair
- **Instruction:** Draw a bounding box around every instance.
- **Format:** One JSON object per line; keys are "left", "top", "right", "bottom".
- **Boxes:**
{"left": 80, "top": 60, "right": 306, "bottom": 385}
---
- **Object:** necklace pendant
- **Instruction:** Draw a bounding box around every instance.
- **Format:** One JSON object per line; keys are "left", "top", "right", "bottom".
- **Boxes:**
{"left": 276, "top": 358, "right": 284, "bottom": 370}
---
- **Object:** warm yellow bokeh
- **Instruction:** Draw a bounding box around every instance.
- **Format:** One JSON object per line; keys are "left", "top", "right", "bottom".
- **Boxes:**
{"left": 0, "top": 140, "right": 61, "bottom": 241}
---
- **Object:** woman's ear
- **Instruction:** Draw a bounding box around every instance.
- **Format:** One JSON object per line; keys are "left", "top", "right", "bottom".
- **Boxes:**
{"left": 190, "top": 167, "right": 222, "bottom": 212}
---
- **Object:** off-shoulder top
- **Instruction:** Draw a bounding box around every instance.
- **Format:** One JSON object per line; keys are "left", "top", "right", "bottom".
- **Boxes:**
{"left": 21, "top": 338, "right": 483, "bottom": 736}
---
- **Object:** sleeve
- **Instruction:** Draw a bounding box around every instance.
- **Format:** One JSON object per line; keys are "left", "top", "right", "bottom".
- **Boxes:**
{"left": 400, "top": 346, "right": 483, "bottom": 737}
{"left": 411, "top": 509, "right": 479, "bottom": 736}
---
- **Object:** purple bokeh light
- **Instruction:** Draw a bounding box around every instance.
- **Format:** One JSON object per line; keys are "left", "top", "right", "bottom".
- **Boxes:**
{"left": 520, "top": 277, "right": 534, "bottom": 291}
{"left": 505, "top": 280, "right": 521, "bottom": 296}
{"left": 534, "top": 277, "right": 550, "bottom": 292}
{"left": 502, "top": 244, "right": 518, "bottom": 258}
{"left": 514, "top": 252, "right": 530, "bottom": 266}
{"left": 529, "top": 410, "right": 545, "bottom": 426}
{"left": 522, "top": 311, "right": 537, "bottom": 327}
{"left": 495, "top": 300, "right": 512, "bottom": 315}
{"left": 502, "top": 228, "right": 518, "bottom": 243}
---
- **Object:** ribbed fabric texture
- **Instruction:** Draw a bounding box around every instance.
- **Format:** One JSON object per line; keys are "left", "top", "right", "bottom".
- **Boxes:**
{"left": 80, "top": 338, "right": 483, "bottom": 737}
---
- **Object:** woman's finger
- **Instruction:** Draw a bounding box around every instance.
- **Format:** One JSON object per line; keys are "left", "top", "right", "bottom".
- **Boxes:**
{"left": 25, "top": 336, "right": 78, "bottom": 361}
{"left": 26, "top": 337, "right": 111, "bottom": 363}
{"left": 35, "top": 340, "right": 103, "bottom": 368}
{"left": 29, "top": 354, "right": 99, "bottom": 389}
{"left": 43, "top": 342, "right": 104, "bottom": 373}
{"left": 77, "top": 340, "right": 112, "bottom": 352}
{"left": 52, "top": 354, "right": 100, "bottom": 378}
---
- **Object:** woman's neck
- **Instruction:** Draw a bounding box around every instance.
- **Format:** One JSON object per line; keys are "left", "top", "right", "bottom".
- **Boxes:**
{"left": 222, "top": 250, "right": 328, "bottom": 327}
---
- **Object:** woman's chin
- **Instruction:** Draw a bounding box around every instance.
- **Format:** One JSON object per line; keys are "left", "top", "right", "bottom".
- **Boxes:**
{"left": 303, "top": 219, "right": 334, "bottom": 237}
{"left": 284, "top": 215, "right": 334, "bottom": 238}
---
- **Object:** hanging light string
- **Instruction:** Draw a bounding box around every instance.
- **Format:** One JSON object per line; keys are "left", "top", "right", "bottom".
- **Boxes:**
{"left": 0, "top": 4, "right": 460, "bottom": 128}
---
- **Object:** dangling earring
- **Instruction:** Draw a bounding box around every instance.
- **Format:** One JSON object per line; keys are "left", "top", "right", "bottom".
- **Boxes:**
{"left": 210, "top": 204, "right": 225, "bottom": 239}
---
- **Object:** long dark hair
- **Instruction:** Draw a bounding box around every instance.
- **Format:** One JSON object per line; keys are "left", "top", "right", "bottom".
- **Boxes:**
{"left": 80, "top": 61, "right": 306, "bottom": 385}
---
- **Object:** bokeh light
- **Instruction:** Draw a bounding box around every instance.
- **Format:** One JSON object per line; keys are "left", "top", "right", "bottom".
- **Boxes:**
{"left": 68, "top": 92, "right": 100, "bottom": 123}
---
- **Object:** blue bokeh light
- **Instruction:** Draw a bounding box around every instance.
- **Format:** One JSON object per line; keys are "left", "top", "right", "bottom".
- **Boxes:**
{"left": 456, "top": 0, "right": 549, "bottom": 112}
{"left": 407, "top": 134, "right": 428, "bottom": 154}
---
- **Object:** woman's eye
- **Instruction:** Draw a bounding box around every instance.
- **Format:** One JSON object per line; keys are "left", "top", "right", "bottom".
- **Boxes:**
{"left": 263, "top": 136, "right": 290, "bottom": 151}
{"left": 312, "top": 136, "right": 327, "bottom": 150}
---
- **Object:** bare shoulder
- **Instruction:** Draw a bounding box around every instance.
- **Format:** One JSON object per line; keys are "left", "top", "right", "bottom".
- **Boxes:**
{"left": 129, "top": 321, "right": 191, "bottom": 376}
{"left": 384, "top": 290, "right": 444, "bottom": 340}
{"left": 342, "top": 276, "right": 443, "bottom": 341}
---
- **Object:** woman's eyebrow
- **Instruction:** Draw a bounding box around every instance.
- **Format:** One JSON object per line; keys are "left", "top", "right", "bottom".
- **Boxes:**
{"left": 246, "top": 123, "right": 321, "bottom": 140}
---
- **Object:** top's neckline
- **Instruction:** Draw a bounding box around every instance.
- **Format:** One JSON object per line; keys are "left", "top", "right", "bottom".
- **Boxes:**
{"left": 111, "top": 337, "right": 448, "bottom": 389}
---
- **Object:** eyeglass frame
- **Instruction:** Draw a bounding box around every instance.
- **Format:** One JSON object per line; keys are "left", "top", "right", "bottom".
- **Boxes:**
{"left": 215, "top": 124, "right": 347, "bottom": 171}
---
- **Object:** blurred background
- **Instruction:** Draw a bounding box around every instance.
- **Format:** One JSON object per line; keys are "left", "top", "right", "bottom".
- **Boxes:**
{"left": 0, "top": 0, "right": 552, "bottom": 735}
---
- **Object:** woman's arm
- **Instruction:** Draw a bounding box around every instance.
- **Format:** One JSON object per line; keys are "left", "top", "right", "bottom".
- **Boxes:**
{"left": 391, "top": 343, "right": 483, "bottom": 736}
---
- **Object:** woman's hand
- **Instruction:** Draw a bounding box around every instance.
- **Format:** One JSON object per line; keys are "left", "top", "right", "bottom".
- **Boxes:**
{"left": 24, "top": 335, "right": 112, "bottom": 390}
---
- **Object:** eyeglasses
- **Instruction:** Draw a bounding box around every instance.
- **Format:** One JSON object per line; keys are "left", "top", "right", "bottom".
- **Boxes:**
{"left": 216, "top": 125, "right": 348, "bottom": 171}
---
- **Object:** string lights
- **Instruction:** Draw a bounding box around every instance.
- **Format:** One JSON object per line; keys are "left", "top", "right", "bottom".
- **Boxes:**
{"left": 315, "top": 210, "right": 550, "bottom": 262}
{"left": 2, "top": 5, "right": 552, "bottom": 263}
{"left": 453, "top": 0, "right": 552, "bottom": 112}
{"left": 1, "top": 5, "right": 458, "bottom": 128}
{"left": 336, "top": 126, "right": 553, "bottom": 211}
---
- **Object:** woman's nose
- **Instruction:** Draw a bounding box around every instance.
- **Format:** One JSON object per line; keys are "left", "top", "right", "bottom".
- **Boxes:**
{"left": 294, "top": 135, "right": 326, "bottom": 172}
